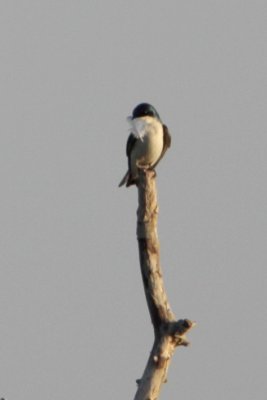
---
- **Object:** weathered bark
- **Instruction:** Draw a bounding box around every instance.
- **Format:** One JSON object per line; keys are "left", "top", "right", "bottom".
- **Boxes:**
{"left": 134, "top": 169, "right": 195, "bottom": 400}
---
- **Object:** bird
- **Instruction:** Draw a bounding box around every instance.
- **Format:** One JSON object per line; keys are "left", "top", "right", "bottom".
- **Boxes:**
{"left": 118, "top": 103, "right": 171, "bottom": 187}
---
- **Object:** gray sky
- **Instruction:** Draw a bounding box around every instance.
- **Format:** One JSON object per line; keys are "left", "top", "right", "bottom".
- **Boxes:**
{"left": 0, "top": 1, "right": 266, "bottom": 399}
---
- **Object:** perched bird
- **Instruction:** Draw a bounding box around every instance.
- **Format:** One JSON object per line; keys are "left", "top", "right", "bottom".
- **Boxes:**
{"left": 118, "top": 103, "right": 171, "bottom": 187}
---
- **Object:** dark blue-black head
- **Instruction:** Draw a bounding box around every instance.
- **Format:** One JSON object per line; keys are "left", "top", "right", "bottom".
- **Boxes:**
{"left": 132, "top": 103, "right": 161, "bottom": 120}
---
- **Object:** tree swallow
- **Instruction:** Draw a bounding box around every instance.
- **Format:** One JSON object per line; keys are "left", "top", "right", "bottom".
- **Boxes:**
{"left": 119, "top": 103, "right": 171, "bottom": 187}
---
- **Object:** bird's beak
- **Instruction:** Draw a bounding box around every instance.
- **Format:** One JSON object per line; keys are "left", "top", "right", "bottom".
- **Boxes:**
{"left": 126, "top": 115, "right": 133, "bottom": 122}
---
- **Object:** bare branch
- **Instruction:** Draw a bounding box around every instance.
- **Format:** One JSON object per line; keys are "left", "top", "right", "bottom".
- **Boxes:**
{"left": 133, "top": 169, "right": 195, "bottom": 400}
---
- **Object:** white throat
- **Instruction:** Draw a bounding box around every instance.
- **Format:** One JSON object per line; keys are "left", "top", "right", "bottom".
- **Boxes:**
{"left": 127, "top": 116, "right": 155, "bottom": 141}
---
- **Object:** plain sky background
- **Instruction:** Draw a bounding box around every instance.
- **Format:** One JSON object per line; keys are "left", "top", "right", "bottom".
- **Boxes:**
{"left": 0, "top": 1, "right": 266, "bottom": 399}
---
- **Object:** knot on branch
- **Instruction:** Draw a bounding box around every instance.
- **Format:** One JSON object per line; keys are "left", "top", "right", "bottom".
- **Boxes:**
{"left": 167, "top": 319, "right": 196, "bottom": 347}
{"left": 153, "top": 352, "right": 170, "bottom": 369}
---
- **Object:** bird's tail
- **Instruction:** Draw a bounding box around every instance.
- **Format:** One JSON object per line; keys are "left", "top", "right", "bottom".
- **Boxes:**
{"left": 118, "top": 171, "right": 129, "bottom": 187}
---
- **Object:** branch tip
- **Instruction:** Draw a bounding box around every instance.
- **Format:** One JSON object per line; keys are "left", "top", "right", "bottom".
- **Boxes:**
{"left": 171, "top": 319, "right": 196, "bottom": 335}
{"left": 175, "top": 336, "right": 190, "bottom": 347}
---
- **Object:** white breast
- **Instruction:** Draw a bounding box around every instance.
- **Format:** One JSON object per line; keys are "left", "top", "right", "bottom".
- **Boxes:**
{"left": 128, "top": 116, "right": 164, "bottom": 177}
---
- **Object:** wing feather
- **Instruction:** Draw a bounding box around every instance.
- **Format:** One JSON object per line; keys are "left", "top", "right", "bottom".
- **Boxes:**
{"left": 118, "top": 133, "right": 138, "bottom": 187}
{"left": 126, "top": 133, "right": 137, "bottom": 157}
{"left": 153, "top": 124, "right": 171, "bottom": 168}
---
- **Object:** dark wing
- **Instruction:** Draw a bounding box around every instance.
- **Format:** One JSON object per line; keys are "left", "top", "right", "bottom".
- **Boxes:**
{"left": 153, "top": 124, "right": 171, "bottom": 168}
{"left": 126, "top": 133, "right": 137, "bottom": 157}
{"left": 126, "top": 132, "right": 137, "bottom": 172}
{"left": 118, "top": 133, "right": 138, "bottom": 187}
{"left": 163, "top": 124, "right": 171, "bottom": 150}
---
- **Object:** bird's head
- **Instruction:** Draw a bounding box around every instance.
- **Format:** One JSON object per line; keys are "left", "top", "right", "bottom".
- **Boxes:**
{"left": 131, "top": 103, "right": 161, "bottom": 121}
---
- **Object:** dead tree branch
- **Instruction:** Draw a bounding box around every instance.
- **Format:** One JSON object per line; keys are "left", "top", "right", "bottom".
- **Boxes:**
{"left": 134, "top": 169, "right": 195, "bottom": 400}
